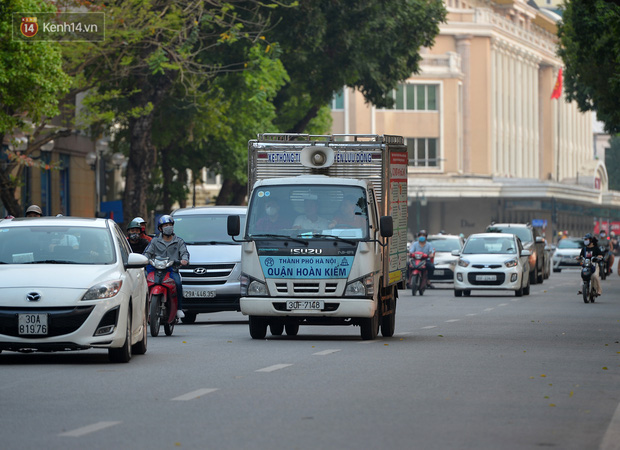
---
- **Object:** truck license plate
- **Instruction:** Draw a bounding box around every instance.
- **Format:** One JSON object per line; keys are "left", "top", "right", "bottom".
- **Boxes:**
{"left": 286, "top": 300, "right": 324, "bottom": 310}
{"left": 476, "top": 275, "right": 497, "bottom": 281}
{"left": 18, "top": 313, "right": 48, "bottom": 335}
{"left": 184, "top": 290, "right": 216, "bottom": 298}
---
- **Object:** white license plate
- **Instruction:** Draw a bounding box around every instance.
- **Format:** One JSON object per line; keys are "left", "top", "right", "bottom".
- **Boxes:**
{"left": 434, "top": 269, "right": 445, "bottom": 276}
{"left": 476, "top": 275, "right": 497, "bottom": 281}
{"left": 184, "top": 290, "right": 216, "bottom": 298}
{"left": 286, "top": 300, "right": 324, "bottom": 310}
{"left": 18, "top": 313, "right": 48, "bottom": 335}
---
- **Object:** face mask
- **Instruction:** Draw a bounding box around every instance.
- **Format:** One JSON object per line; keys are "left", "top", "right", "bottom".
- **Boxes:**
{"left": 162, "top": 225, "right": 174, "bottom": 236}
{"left": 584, "top": 239, "right": 590, "bottom": 245}
{"left": 419, "top": 236, "right": 426, "bottom": 243}
{"left": 601, "top": 234, "right": 606, "bottom": 238}
{"left": 129, "top": 233, "right": 140, "bottom": 241}
{"left": 266, "top": 206, "right": 278, "bottom": 217}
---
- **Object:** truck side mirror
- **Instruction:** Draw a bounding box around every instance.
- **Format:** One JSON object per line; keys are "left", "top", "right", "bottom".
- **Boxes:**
{"left": 227, "top": 215, "right": 240, "bottom": 237}
{"left": 380, "top": 216, "right": 393, "bottom": 238}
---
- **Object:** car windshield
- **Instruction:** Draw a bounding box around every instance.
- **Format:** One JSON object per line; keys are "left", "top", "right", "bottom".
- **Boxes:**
{"left": 428, "top": 238, "right": 461, "bottom": 252}
{"left": 558, "top": 239, "right": 583, "bottom": 249}
{"left": 0, "top": 226, "right": 115, "bottom": 264}
{"left": 246, "top": 185, "right": 368, "bottom": 240}
{"left": 487, "top": 226, "right": 532, "bottom": 243}
{"left": 174, "top": 214, "right": 246, "bottom": 245}
{"left": 463, "top": 236, "right": 517, "bottom": 254}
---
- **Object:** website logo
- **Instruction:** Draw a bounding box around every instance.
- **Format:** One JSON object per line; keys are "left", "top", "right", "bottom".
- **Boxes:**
{"left": 20, "top": 17, "right": 38, "bottom": 38}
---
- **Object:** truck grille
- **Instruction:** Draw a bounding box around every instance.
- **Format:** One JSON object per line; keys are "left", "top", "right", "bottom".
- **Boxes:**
{"left": 274, "top": 281, "right": 339, "bottom": 295}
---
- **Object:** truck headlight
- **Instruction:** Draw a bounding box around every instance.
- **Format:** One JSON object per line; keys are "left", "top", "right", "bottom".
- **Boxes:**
{"left": 345, "top": 275, "right": 374, "bottom": 297}
{"left": 504, "top": 259, "right": 518, "bottom": 268}
{"left": 248, "top": 279, "right": 268, "bottom": 296}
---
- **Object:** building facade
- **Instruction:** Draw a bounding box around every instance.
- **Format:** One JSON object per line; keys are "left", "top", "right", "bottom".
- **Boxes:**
{"left": 330, "top": 0, "right": 619, "bottom": 242}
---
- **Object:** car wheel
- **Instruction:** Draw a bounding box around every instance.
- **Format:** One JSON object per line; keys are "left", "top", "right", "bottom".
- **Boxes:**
{"left": 463, "top": 290, "right": 471, "bottom": 297}
{"left": 109, "top": 311, "right": 132, "bottom": 363}
{"left": 285, "top": 322, "right": 299, "bottom": 336}
{"left": 553, "top": 268, "right": 561, "bottom": 273}
{"left": 249, "top": 316, "right": 268, "bottom": 339}
{"left": 515, "top": 285, "right": 524, "bottom": 297}
{"left": 132, "top": 301, "right": 148, "bottom": 355}
{"left": 454, "top": 290, "right": 463, "bottom": 297}
{"left": 270, "top": 322, "right": 284, "bottom": 336}
{"left": 523, "top": 280, "right": 531, "bottom": 296}
{"left": 537, "top": 265, "right": 544, "bottom": 284}
{"left": 530, "top": 267, "right": 538, "bottom": 285}
{"left": 180, "top": 312, "right": 197, "bottom": 324}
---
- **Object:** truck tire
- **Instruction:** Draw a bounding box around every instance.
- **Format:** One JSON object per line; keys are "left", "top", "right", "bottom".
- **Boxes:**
{"left": 381, "top": 290, "right": 396, "bottom": 337}
{"left": 360, "top": 307, "right": 379, "bottom": 340}
{"left": 270, "top": 322, "right": 284, "bottom": 336}
{"left": 285, "top": 322, "right": 299, "bottom": 336}
{"left": 249, "top": 316, "right": 267, "bottom": 339}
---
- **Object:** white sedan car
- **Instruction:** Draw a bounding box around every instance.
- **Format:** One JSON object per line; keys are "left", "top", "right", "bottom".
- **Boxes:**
{"left": 453, "top": 233, "right": 531, "bottom": 297}
{"left": 0, "top": 216, "right": 149, "bottom": 362}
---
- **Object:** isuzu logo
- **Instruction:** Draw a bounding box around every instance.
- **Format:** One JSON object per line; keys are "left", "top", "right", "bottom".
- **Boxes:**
{"left": 26, "top": 292, "right": 41, "bottom": 302}
{"left": 291, "top": 248, "right": 323, "bottom": 255}
{"left": 194, "top": 268, "right": 207, "bottom": 275}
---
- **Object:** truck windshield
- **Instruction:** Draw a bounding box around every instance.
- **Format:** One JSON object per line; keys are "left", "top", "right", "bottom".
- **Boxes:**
{"left": 247, "top": 185, "right": 369, "bottom": 240}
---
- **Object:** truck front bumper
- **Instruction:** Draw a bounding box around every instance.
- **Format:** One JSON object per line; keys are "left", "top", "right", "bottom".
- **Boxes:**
{"left": 240, "top": 297, "right": 375, "bottom": 318}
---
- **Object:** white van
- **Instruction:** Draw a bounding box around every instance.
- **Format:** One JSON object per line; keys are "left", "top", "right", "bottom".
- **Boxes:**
{"left": 171, "top": 206, "right": 247, "bottom": 323}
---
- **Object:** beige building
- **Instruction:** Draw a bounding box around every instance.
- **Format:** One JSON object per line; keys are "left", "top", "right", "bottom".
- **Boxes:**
{"left": 331, "top": 0, "right": 619, "bottom": 242}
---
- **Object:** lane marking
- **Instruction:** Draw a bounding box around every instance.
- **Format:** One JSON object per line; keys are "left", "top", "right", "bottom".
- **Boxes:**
{"left": 498, "top": 303, "right": 509, "bottom": 307}
{"left": 395, "top": 331, "right": 413, "bottom": 336}
{"left": 171, "top": 388, "right": 218, "bottom": 401}
{"left": 483, "top": 308, "right": 495, "bottom": 312}
{"left": 600, "top": 400, "right": 620, "bottom": 450}
{"left": 256, "top": 364, "right": 293, "bottom": 373}
{"left": 59, "top": 421, "right": 121, "bottom": 437}
{"left": 313, "top": 349, "right": 341, "bottom": 356}
{"left": 466, "top": 313, "right": 478, "bottom": 316}
{"left": 199, "top": 324, "right": 221, "bottom": 328}
{"left": 445, "top": 319, "right": 460, "bottom": 323}
{"left": 357, "top": 340, "right": 378, "bottom": 344}
{"left": 421, "top": 326, "right": 437, "bottom": 330}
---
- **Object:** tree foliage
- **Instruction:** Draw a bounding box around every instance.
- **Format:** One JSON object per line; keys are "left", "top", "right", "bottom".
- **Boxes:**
{"left": 558, "top": 0, "right": 620, "bottom": 134}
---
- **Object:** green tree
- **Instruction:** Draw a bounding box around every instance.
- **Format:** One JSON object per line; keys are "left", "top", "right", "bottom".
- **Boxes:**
{"left": 605, "top": 136, "right": 620, "bottom": 192}
{"left": 0, "top": 0, "right": 72, "bottom": 216}
{"left": 558, "top": 0, "right": 620, "bottom": 134}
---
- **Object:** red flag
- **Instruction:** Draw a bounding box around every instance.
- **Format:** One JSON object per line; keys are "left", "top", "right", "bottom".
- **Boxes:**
{"left": 551, "top": 68, "right": 563, "bottom": 99}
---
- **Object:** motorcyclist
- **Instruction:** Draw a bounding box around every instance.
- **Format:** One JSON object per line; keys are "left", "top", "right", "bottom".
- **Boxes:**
{"left": 598, "top": 229, "right": 614, "bottom": 275}
{"left": 127, "top": 219, "right": 150, "bottom": 254}
{"left": 132, "top": 216, "right": 152, "bottom": 242}
{"left": 143, "top": 215, "right": 190, "bottom": 319}
{"left": 409, "top": 230, "right": 436, "bottom": 288}
{"left": 578, "top": 233, "right": 602, "bottom": 296}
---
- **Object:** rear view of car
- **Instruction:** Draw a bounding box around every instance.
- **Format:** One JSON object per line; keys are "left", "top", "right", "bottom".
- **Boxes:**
{"left": 427, "top": 234, "right": 464, "bottom": 284}
{"left": 0, "top": 217, "right": 149, "bottom": 362}
{"left": 171, "top": 206, "right": 246, "bottom": 323}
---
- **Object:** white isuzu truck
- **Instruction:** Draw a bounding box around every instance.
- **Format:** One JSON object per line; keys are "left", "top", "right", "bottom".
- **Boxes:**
{"left": 227, "top": 133, "right": 408, "bottom": 340}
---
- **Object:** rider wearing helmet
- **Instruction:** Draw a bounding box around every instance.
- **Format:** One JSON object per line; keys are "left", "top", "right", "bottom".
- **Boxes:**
{"left": 143, "top": 215, "right": 190, "bottom": 318}
{"left": 126, "top": 219, "right": 150, "bottom": 254}
{"left": 409, "top": 230, "right": 436, "bottom": 288}
{"left": 25, "top": 205, "right": 43, "bottom": 217}
{"left": 579, "top": 233, "right": 603, "bottom": 296}
{"left": 132, "top": 216, "right": 152, "bottom": 242}
{"left": 598, "top": 229, "right": 614, "bottom": 275}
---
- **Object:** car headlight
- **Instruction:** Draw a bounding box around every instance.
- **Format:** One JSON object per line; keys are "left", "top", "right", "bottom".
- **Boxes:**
{"left": 345, "top": 275, "right": 374, "bottom": 297}
{"left": 457, "top": 259, "right": 470, "bottom": 268}
{"left": 504, "top": 259, "right": 518, "bottom": 268}
{"left": 82, "top": 280, "right": 123, "bottom": 300}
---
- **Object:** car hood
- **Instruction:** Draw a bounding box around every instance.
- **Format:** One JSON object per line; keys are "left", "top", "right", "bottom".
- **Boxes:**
{"left": 434, "top": 252, "right": 458, "bottom": 265}
{"left": 186, "top": 244, "right": 242, "bottom": 263}
{"left": 459, "top": 253, "right": 520, "bottom": 264}
{"left": 554, "top": 248, "right": 581, "bottom": 257}
{"left": 0, "top": 265, "right": 123, "bottom": 289}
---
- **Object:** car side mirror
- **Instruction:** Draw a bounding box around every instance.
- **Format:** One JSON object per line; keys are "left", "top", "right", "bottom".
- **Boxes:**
{"left": 521, "top": 249, "right": 531, "bottom": 256}
{"left": 380, "top": 216, "right": 393, "bottom": 238}
{"left": 451, "top": 250, "right": 461, "bottom": 256}
{"left": 535, "top": 236, "right": 544, "bottom": 243}
{"left": 126, "top": 253, "right": 148, "bottom": 269}
{"left": 227, "top": 215, "right": 240, "bottom": 237}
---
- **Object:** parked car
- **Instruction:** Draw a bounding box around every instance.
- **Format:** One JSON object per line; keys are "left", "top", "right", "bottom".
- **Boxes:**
{"left": 426, "top": 234, "right": 465, "bottom": 284}
{"left": 485, "top": 222, "right": 546, "bottom": 284}
{"left": 453, "top": 233, "right": 531, "bottom": 297}
{"left": 171, "top": 206, "right": 246, "bottom": 323}
{"left": 552, "top": 237, "right": 584, "bottom": 272}
{"left": 0, "top": 216, "right": 149, "bottom": 362}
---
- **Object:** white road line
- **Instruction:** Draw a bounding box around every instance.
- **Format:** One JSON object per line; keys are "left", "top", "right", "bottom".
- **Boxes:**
{"left": 59, "top": 421, "right": 121, "bottom": 437}
{"left": 511, "top": 299, "right": 520, "bottom": 302}
{"left": 357, "top": 340, "right": 378, "bottom": 344}
{"left": 171, "top": 388, "right": 219, "bottom": 401}
{"left": 199, "top": 324, "right": 221, "bottom": 328}
{"left": 466, "top": 313, "right": 478, "bottom": 316}
{"left": 600, "top": 401, "right": 620, "bottom": 450}
{"left": 256, "top": 364, "right": 293, "bottom": 373}
{"left": 498, "top": 303, "right": 509, "bottom": 307}
{"left": 421, "top": 325, "right": 437, "bottom": 330}
{"left": 395, "top": 331, "right": 413, "bottom": 336}
{"left": 445, "top": 319, "right": 460, "bottom": 323}
{"left": 313, "top": 349, "right": 341, "bottom": 356}
{"left": 483, "top": 308, "right": 495, "bottom": 312}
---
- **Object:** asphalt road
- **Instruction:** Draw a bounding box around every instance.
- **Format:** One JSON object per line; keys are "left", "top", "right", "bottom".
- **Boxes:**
{"left": 2, "top": 268, "right": 620, "bottom": 450}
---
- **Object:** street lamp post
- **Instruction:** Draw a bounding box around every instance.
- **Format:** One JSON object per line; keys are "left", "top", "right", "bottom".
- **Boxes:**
{"left": 85, "top": 139, "right": 109, "bottom": 218}
{"left": 416, "top": 188, "right": 427, "bottom": 233}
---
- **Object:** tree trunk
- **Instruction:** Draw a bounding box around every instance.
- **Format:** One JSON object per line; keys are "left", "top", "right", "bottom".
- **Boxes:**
{"left": 287, "top": 105, "right": 320, "bottom": 133}
{"left": 216, "top": 178, "right": 247, "bottom": 205}
{"left": 0, "top": 168, "right": 22, "bottom": 216}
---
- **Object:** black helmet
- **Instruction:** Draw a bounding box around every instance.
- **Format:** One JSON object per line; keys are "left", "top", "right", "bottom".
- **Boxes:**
{"left": 584, "top": 233, "right": 592, "bottom": 240}
{"left": 418, "top": 229, "right": 428, "bottom": 237}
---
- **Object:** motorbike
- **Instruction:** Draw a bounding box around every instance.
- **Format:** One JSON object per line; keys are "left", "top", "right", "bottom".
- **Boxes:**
{"left": 599, "top": 245, "right": 610, "bottom": 280}
{"left": 408, "top": 251, "right": 431, "bottom": 296}
{"left": 580, "top": 256, "right": 601, "bottom": 304}
{"left": 147, "top": 256, "right": 180, "bottom": 336}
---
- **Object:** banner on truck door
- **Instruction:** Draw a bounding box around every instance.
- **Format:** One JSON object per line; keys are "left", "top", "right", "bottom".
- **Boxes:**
{"left": 388, "top": 152, "right": 409, "bottom": 283}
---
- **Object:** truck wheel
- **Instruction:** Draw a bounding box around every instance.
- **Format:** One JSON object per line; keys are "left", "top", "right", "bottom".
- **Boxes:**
{"left": 285, "top": 322, "right": 299, "bottom": 336}
{"left": 360, "top": 307, "right": 379, "bottom": 340}
{"left": 249, "top": 316, "right": 267, "bottom": 339}
{"left": 381, "top": 290, "right": 396, "bottom": 337}
{"left": 270, "top": 322, "right": 284, "bottom": 336}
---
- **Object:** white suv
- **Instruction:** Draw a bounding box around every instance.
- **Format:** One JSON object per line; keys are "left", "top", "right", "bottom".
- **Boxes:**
{"left": 171, "top": 206, "right": 247, "bottom": 323}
